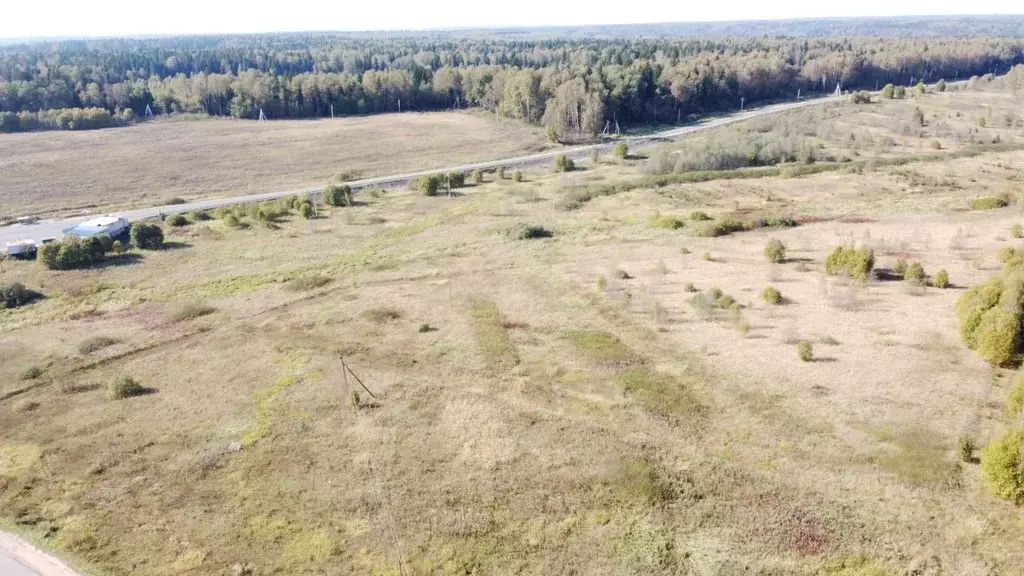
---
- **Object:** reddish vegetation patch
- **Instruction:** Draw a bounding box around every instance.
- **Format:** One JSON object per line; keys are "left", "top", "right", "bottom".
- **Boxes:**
{"left": 748, "top": 494, "right": 831, "bottom": 556}
{"left": 838, "top": 216, "right": 877, "bottom": 224}
{"left": 795, "top": 216, "right": 833, "bottom": 225}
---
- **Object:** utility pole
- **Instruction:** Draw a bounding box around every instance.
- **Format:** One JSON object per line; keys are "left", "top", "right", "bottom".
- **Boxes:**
{"left": 740, "top": 97, "right": 745, "bottom": 111}
{"left": 258, "top": 108, "right": 267, "bottom": 123}
{"left": 330, "top": 104, "right": 334, "bottom": 118}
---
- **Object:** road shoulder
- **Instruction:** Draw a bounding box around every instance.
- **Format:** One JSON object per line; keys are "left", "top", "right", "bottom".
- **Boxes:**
{"left": 0, "top": 531, "right": 80, "bottom": 576}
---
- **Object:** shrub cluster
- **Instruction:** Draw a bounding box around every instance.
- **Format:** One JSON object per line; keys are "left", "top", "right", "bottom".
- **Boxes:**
{"left": 38, "top": 236, "right": 114, "bottom": 270}
{"left": 933, "top": 269, "right": 950, "bottom": 289}
{"left": 1, "top": 282, "right": 41, "bottom": 309}
{"left": 165, "top": 214, "right": 187, "bottom": 227}
{"left": 647, "top": 212, "right": 684, "bottom": 230}
{"left": 764, "top": 238, "right": 786, "bottom": 263}
{"left": 324, "top": 184, "right": 353, "bottom": 207}
{"left": 1008, "top": 372, "right": 1024, "bottom": 417}
{"left": 694, "top": 217, "right": 797, "bottom": 238}
{"left": 956, "top": 262, "right": 1024, "bottom": 365}
{"left": 472, "top": 169, "right": 483, "bottom": 184}
{"left": 904, "top": 261, "right": 925, "bottom": 284}
{"left": 970, "top": 196, "right": 1008, "bottom": 210}
{"left": 893, "top": 259, "right": 908, "bottom": 277}
{"left": 850, "top": 91, "right": 871, "bottom": 104}
{"left": 512, "top": 171, "right": 523, "bottom": 182}
{"left": 1013, "top": 224, "right": 1024, "bottom": 239}
{"left": 824, "top": 245, "right": 875, "bottom": 280}
{"left": 554, "top": 154, "right": 575, "bottom": 172}
{"left": 413, "top": 173, "right": 463, "bottom": 196}
{"left": 131, "top": 223, "right": 164, "bottom": 250}
{"left": 690, "top": 211, "right": 712, "bottom": 221}
{"left": 505, "top": 223, "right": 553, "bottom": 240}
{"left": 613, "top": 142, "right": 628, "bottom": 159}
{"left": 107, "top": 375, "right": 144, "bottom": 400}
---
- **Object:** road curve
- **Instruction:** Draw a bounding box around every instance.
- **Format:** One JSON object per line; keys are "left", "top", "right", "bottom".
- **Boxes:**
{"left": 0, "top": 531, "right": 80, "bottom": 576}
{"left": 0, "top": 94, "right": 844, "bottom": 247}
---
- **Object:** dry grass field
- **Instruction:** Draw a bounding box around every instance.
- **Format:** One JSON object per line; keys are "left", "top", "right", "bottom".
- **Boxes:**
{"left": 0, "top": 110, "right": 548, "bottom": 218}
{"left": 3, "top": 85, "right": 1024, "bottom": 576}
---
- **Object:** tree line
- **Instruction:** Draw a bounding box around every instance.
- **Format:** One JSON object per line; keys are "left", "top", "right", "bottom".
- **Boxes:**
{"left": 1, "top": 33, "right": 1022, "bottom": 137}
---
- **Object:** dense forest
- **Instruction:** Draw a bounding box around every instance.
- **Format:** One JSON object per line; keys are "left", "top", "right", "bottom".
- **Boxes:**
{"left": 2, "top": 18, "right": 1024, "bottom": 137}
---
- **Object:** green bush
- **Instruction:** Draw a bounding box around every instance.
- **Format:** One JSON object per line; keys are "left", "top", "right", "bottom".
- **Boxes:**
{"left": 933, "top": 269, "right": 950, "bottom": 289}
{"left": 764, "top": 238, "right": 786, "bottom": 263}
{"left": 904, "top": 261, "right": 925, "bottom": 284}
{"left": 554, "top": 154, "right": 575, "bottom": 172}
{"left": 512, "top": 171, "right": 523, "bottom": 182}
{"left": 693, "top": 219, "right": 746, "bottom": 238}
{"left": 647, "top": 212, "right": 684, "bottom": 230}
{"left": 971, "top": 196, "right": 1008, "bottom": 210}
{"left": 418, "top": 323, "right": 432, "bottom": 333}
{"left": 797, "top": 341, "right": 813, "bottom": 362}
{"left": 936, "top": 79, "right": 946, "bottom": 92}
{"left": 298, "top": 202, "right": 314, "bottom": 219}
{"left": 131, "top": 223, "right": 164, "bottom": 250}
{"left": 1, "top": 282, "right": 41, "bottom": 309}
{"left": 37, "top": 237, "right": 106, "bottom": 270}
{"left": 912, "top": 107, "right": 925, "bottom": 126}
{"left": 324, "top": 184, "right": 353, "bottom": 207}
{"left": 165, "top": 214, "right": 187, "bottom": 227}
{"left": 472, "top": 169, "right": 483, "bottom": 184}
{"left": 716, "top": 294, "right": 736, "bottom": 309}
{"left": 1007, "top": 373, "right": 1024, "bottom": 417}
{"left": 974, "top": 306, "right": 1021, "bottom": 366}
{"left": 881, "top": 83, "right": 895, "bottom": 99}
{"left": 415, "top": 174, "right": 442, "bottom": 196}
{"left": 506, "top": 223, "right": 552, "bottom": 240}
{"left": 597, "top": 276, "right": 607, "bottom": 291}
{"left": 762, "top": 286, "right": 783, "bottom": 305}
{"left": 956, "top": 277, "right": 1003, "bottom": 348}
{"left": 981, "top": 429, "right": 1024, "bottom": 504}
{"left": 111, "top": 240, "right": 125, "bottom": 254}
{"left": 850, "top": 90, "right": 871, "bottom": 104}
{"left": 496, "top": 167, "right": 505, "bottom": 180}
{"left": 824, "top": 246, "right": 875, "bottom": 280}
{"left": 690, "top": 211, "right": 712, "bottom": 221}
{"left": 447, "top": 172, "right": 466, "bottom": 188}
{"left": 613, "top": 142, "right": 628, "bottom": 159}
{"left": 107, "top": 376, "right": 144, "bottom": 400}
{"left": 223, "top": 213, "right": 241, "bottom": 227}
{"left": 893, "top": 259, "right": 908, "bottom": 278}
{"left": 893, "top": 85, "right": 906, "bottom": 98}
{"left": 1013, "top": 224, "right": 1023, "bottom": 238}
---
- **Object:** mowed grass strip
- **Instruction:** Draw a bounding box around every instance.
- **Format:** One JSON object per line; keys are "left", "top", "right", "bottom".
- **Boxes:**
{"left": 469, "top": 299, "right": 519, "bottom": 371}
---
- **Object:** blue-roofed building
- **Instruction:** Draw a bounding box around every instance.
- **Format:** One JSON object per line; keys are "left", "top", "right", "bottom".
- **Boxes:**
{"left": 63, "top": 216, "right": 130, "bottom": 239}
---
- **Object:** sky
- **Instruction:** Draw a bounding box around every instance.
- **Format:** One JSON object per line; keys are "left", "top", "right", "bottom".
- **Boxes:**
{"left": 1, "top": 0, "right": 1022, "bottom": 39}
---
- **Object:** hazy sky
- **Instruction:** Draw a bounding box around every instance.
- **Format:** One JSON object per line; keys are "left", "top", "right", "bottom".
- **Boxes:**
{"left": 1, "top": 1, "right": 1022, "bottom": 38}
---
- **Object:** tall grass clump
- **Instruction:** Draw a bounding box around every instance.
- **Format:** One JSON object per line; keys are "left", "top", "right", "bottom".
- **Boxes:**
{"left": 933, "top": 269, "right": 950, "bottom": 289}
{"left": 505, "top": 223, "right": 552, "bottom": 240}
{"left": 172, "top": 302, "right": 216, "bottom": 322}
{"left": 647, "top": 212, "right": 684, "bottom": 230}
{"left": 970, "top": 196, "right": 1008, "bottom": 210}
{"left": 797, "top": 341, "right": 814, "bottom": 362}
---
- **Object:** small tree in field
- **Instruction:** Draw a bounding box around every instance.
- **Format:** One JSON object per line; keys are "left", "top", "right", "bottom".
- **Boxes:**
{"left": 613, "top": 142, "right": 628, "bottom": 160}
{"left": 764, "top": 238, "right": 786, "bottom": 263}
{"left": 881, "top": 84, "right": 895, "bottom": 99}
{"left": 472, "top": 169, "right": 483, "bottom": 184}
{"left": 554, "top": 154, "right": 574, "bottom": 172}
{"left": 936, "top": 79, "right": 946, "bottom": 92}
{"left": 496, "top": 167, "right": 505, "bottom": 180}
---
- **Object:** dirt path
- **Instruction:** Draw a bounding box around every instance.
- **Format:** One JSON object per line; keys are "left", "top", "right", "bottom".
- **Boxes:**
{"left": 0, "top": 532, "right": 80, "bottom": 576}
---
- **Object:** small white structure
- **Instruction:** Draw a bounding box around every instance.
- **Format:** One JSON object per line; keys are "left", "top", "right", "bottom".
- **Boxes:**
{"left": 63, "top": 215, "right": 130, "bottom": 239}
{"left": 5, "top": 239, "right": 36, "bottom": 258}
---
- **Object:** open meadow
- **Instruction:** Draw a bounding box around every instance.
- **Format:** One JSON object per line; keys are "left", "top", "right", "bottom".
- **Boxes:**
{"left": 0, "top": 111, "right": 548, "bottom": 218}
{"left": 2, "top": 83, "right": 1024, "bottom": 575}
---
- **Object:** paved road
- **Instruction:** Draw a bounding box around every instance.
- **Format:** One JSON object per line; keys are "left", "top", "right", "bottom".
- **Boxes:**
{"left": 0, "top": 531, "right": 79, "bottom": 576}
{"left": 0, "top": 94, "right": 844, "bottom": 248}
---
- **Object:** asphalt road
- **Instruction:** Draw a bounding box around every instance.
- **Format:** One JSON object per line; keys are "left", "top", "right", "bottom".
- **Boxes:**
{"left": 0, "top": 553, "right": 36, "bottom": 576}
{"left": 0, "top": 531, "right": 80, "bottom": 576}
{"left": 0, "top": 94, "right": 844, "bottom": 248}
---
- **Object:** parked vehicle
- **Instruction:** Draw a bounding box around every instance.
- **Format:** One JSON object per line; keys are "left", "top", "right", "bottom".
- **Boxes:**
{"left": 5, "top": 239, "right": 37, "bottom": 259}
